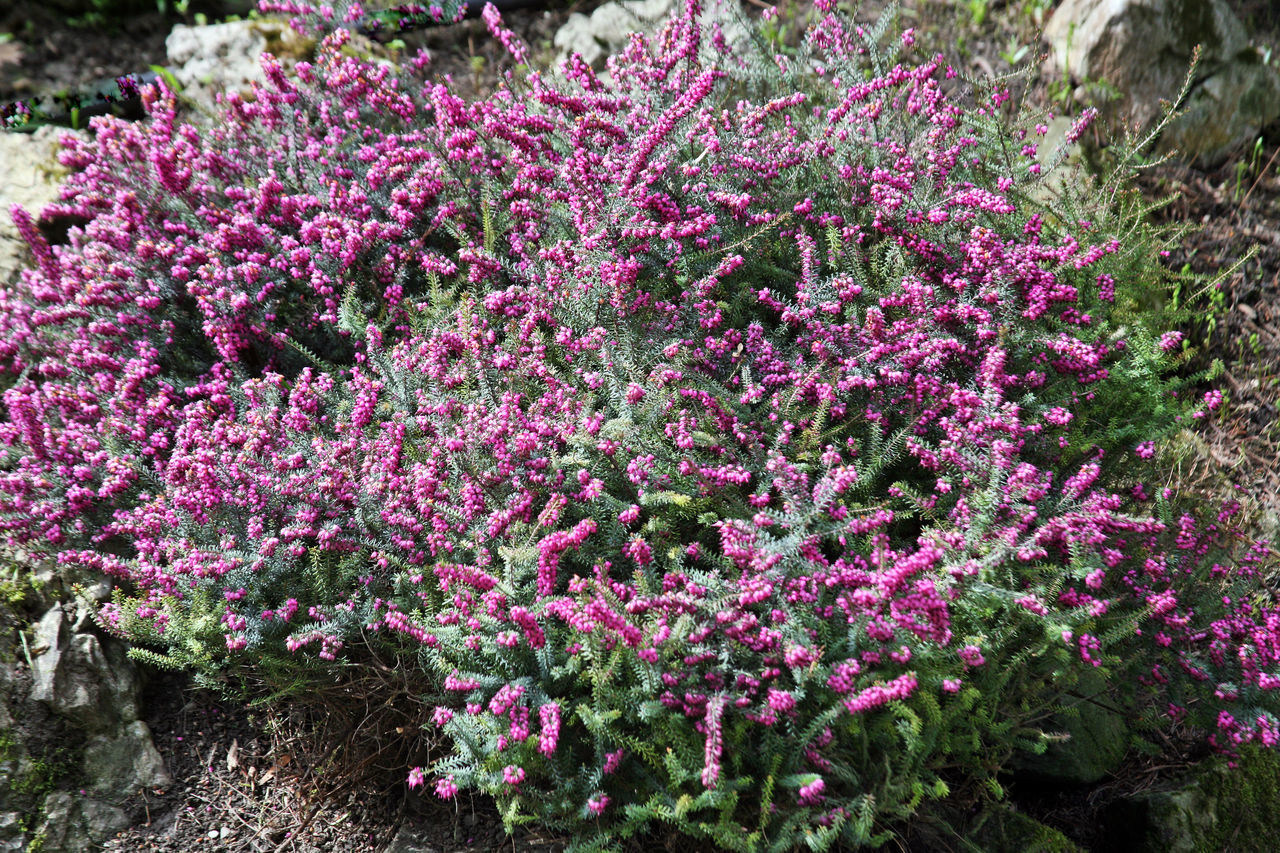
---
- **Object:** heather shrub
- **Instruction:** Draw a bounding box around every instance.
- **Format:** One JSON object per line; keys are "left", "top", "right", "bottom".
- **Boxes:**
{"left": 4, "top": 1, "right": 1279, "bottom": 849}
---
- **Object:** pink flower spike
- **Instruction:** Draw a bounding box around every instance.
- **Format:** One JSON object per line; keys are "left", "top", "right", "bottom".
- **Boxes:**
{"left": 798, "top": 776, "right": 826, "bottom": 805}
{"left": 958, "top": 645, "right": 985, "bottom": 667}
{"left": 586, "top": 793, "right": 610, "bottom": 816}
{"left": 435, "top": 775, "right": 459, "bottom": 799}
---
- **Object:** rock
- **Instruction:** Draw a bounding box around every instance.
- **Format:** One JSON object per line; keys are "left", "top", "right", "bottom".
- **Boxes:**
{"left": 1044, "top": 0, "right": 1280, "bottom": 166}
{"left": 0, "top": 819, "right": 22, "bottom": 853}
{"left": 166, "top": 20, "right": 270, "bottom": 109}
{"left": 554, "top": 3, "right": 664, "bottom": 68}
{"left": 1044, "top": 705, "right": 1129, "bottom": 785}
{"left": 29, "top": 606, "right": 139, "bottom": 734}
{"left": 1112, "top": 784, "right": 1219, "bottom": 853}
{"left": 384, "top": 824, "right": 442, "bottom": 853}
{"left": 972, "top": 807, "right": 1085, "bottom": 852}
{"left": 0, "top": 694, "right": 29, "bottom": 814}
{"left": 554, "top": 0, "right": 750, "bottom": 71}
{"left": 83, "top": 721, "right": 171, "bottom": 801}
{"left": 0, "top": 811, "right": 22, "bottom": 853}
{"left": 622, "top": 0, "right": 678, "bottom": 20}
{"left": 166, "top": 20, "right": 311, "bottom": 110}
{"left": 1039, "top": 115, "right": 1087, "bottom": 169}
{"left": 1159, "top": 56, "right": 1280, "bottom": 166}
{"left": 0, "top": 706, "right": 21, "bottom": 809}
{"left": 555, "top": 0, "right": 678, "bottom": 66}
{"left": 0, "top": 127, "right": 81, "bottom": 286}
{"left": 0, "top": 766, "right": 13, "bottom": 810}
{"left": 37, "top": 791, "right": 129, "bottom": 853}
{"left": 81, "top": 580, "right": 112, "bottom": 604}
{"left": 1105, "top": 744, "right": 1280, "bottom": 852}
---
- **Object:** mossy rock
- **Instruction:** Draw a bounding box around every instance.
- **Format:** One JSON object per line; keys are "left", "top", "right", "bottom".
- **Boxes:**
{"left": 1106, "top": 745, "right": 1280, "bottom": 852}
{"left": 971, "top": 806, "right": 1085, "bottom": 853}
{"left": 252, "top": 19, "right": 317, "bottom": 64}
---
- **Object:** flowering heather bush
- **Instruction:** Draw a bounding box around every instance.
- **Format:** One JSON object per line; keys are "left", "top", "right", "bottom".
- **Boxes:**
{"left": 4, "top": 0, "right": 1279, "bottom": 848}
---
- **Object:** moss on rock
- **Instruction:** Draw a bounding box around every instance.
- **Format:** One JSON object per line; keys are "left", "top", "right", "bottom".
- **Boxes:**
{"left": 1107, "top": 745, "right": 1280, "bottom": 852}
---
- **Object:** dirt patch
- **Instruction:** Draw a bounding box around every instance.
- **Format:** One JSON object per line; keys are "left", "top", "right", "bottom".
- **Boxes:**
{"left": 104, "top": 672, "right": 550, "bottom": 853}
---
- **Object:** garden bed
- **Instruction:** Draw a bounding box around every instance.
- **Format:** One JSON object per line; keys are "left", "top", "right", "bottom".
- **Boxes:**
{"left": 2, "top": 1, "right": 1279, "bottom": 851}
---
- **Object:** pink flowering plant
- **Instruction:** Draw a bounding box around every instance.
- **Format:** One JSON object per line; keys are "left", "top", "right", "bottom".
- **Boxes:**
{"left": 4, "top": 0, "right": 1278, "bottom": 848}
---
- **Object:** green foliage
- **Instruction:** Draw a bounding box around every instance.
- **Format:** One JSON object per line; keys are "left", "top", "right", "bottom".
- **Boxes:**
{"left": 0, "top": 728, "right": 17, "bottom": 760}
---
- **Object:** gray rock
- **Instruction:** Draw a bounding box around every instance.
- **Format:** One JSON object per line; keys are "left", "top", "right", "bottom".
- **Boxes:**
{"left": 0, "top": 705, "right": 22, "bottom": 811}
{"left": 83, "top": 721, "right": 171, "bottom": 801}
{"left": 167, "top": 20, "right": 270, "bottom": 109}
{"left": 0, "top": 765, "right": 13, "bottom": 811}
{"left": 0, "top": 127, "right": 83, "bottom": 287}
{"left": 31, "top": 558, "right": 60, "bottom": 598}
{"left": 37, "top": 791, "right": 129, "bottom": 853}
{"left": 554, "top": 0, "right": 753, "bottom": 79}
{"left": 1105, "top": 744, "right": 1280, "bottom": 852}
{"left": 972, "top": 806, "right": 1086, "bottom": 852}
{"left": 81, "top": 581, "right": 112, "bottom": 604}
{"left": 0, "top": 812, "right": 23, "bottom": 853}
{"left": 29, "top": 606, "right": 139, "bottom": 733}
{"left": 384, "top": 824, "right": 441, "bottom": 853}
{"left": 1044, "top": 0, "right": 1280, "bottom": 166}
{"left": 1039, "top": 702, "right": 1129, "bottom": 785}
{"left": 554, "top": 8, "right": 639, "bottom": 68}
{"left": 166, "top": 20, "right": 309, "bottom": 110}
{"left": 1159, "top": 56, "right": 1280, "bottom": 166}
{"left": 1123, "top": 784, "right": 1219, "bottom": 853}
{"left": 622, "top": 0, "right": 678, "bottom": 20}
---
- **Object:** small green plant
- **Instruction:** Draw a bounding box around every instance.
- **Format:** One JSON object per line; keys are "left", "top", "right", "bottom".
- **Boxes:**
{"left": 1234, "top": 136, "right": 1266, "bottom": 202}
{"left": 998, "top": 36, "right": 1031, "bottom": 67}
{"left": 64, "top": 0, "right": 145, "bottom": 29}
{"left": 1017, "top": 0, "right": 1054, "bottom": 29}
{"left": 966, "top": 0, "right": 991, "bottom": 27}
{"left": 12, "top": 752, "right": 69, "bottom": 800}
{"left": 0, "top": 728, "right": 17, "bottom": 760}
{"left": 1203, "top": 283, "right": 1227, "bottom": 343}
{"left": 0, "top": 555, "right": 43, "bottom": 617}
{"left": 0, "top": 580, "right": 26, "bottom": 609}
